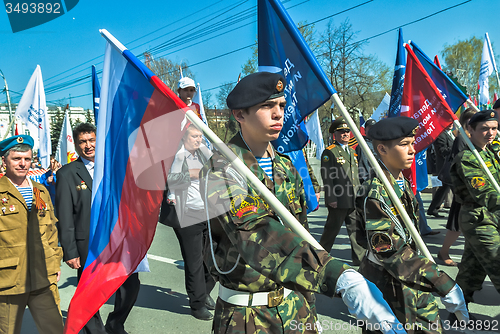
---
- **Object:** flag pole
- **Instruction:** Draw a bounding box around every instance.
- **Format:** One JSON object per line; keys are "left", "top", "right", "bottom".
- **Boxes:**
{"left": 184, "top": 109, "right": 324, "bottom": 250}
{"left": 2, "top": 117, "right": 16, "bottom": 141}
{"left": 330, "top": 93, "right": 435, "bottom": 262}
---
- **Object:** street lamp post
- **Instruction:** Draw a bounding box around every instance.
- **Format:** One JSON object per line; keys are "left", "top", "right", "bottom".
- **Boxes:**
{"left": 0, "top": 69, "right": 15, "bottom": 137}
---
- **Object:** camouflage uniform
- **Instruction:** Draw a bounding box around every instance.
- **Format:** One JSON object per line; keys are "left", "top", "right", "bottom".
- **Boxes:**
{"left": 450, "top": 141, "right": 500, "bottom": 302}
{"left": 200, "top": 133, "right": 351, "bottom": 334}
{"left": 356, "top": 168, "right": 455, "bottom": 333}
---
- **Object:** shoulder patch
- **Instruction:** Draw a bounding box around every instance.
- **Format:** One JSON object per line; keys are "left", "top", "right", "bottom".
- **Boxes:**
{"left": 230, "top": 194, "right": 260, "bottom": 219}
{"left": 471, "top": 177, "right": 486, "bottom": 189}
{"left": 371, "top": 232, "right": 393, "bottom": 253}
{"left": 323, "top": 155, "right": 329, "bottom": 162}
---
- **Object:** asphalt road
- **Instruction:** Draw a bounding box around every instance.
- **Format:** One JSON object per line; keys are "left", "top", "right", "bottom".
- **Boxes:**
{"left": 20, "top": 192, "right": 499, "bottom": 334}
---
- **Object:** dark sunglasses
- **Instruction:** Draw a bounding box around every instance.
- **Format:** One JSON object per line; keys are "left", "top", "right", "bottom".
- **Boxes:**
{"left": 337, "top": 129, "right": 351, "bottom": 134}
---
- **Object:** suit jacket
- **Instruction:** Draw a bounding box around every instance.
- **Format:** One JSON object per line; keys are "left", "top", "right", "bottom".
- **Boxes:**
{"left": 433, "top": 130, "right": 454, "bottom": 174}
{"left": 321, "top": 141, "right": 360, "bottom": 209}
{"left": 55, "top": 157, "right": 93, "bottom": 265}
{"left": 0, "top": 176, "right": 62, "bottom": 295}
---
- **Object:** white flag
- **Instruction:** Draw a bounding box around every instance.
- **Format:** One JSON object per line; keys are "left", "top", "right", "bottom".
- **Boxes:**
{"left": 55, "top": 109, "right": 78, "bottom": 166}
{"left": 192, "top": 83, "right": 212, "bottom": 149}
{"left": 371, "top": 92, "right": 391, "bottom": 121}
{"left": 304, "top": 110, "right": 325, "bottom": 160}
{"left": 15, "top": 65, "right": 51, "bottom": 168}
{"left": 478, "top": 33, "right": 495, "bottom": 105}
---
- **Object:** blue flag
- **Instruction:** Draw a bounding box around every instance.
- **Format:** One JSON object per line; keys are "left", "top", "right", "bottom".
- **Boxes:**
{"left": 415, "top": 150, "right": 428, "bottom": 191}
{"left": 411, "top": 41, "right": 468, "bottom": 112}
{"left": 258, "top": 0, "right": 336, "bottom": 153}
{"left": 258, "top": 0, "right": 336, "bottom": 212}
{"left": 92, "top": 65, "right": 101, "bottom": 125}
{"left": 388, "top": 28, "right": 405, "bottom": 117}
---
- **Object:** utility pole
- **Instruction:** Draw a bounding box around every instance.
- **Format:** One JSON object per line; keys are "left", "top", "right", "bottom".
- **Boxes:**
{"left": 0, "top": 69, "right": 15, "bottom": 136}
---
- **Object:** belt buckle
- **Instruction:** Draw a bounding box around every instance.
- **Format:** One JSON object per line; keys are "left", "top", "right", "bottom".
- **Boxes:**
{"left": 267, "top": 286, "right": 284, "bottom": 307}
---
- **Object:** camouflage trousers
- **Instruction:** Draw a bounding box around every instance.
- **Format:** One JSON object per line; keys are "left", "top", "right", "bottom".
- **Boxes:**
{"left": 359, "top": 260, "right": 442, "bottom": 334}
{"left": 212, "top": 290, "right": 320, "bottom": 334}
{"left": 456, "top": 207, "right": 500, "bottom": 303}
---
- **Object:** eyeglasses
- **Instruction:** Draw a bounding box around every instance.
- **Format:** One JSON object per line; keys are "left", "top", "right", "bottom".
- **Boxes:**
{"left": 337, "top": 129, "right": 351, "bottom": 134}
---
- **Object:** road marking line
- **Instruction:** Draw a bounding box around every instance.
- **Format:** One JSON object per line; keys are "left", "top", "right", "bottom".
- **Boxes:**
{"left": 147, "top": 254, "right": 183, "bottom": 266}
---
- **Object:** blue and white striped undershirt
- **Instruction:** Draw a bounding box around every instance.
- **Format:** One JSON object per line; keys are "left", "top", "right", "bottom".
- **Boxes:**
{"left": 395, "top": 179, "right": 405, "bottom": 191}
{"left": 16, "top": 186, "right": 33, "bottom": 210}
{"left": 256, "top": 156, "right": 273, "bottom": 181}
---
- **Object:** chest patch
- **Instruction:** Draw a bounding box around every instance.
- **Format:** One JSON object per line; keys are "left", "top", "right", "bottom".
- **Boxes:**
{"left": 471, "top": 177, "right": 486, "bottom": 189}
{"left": 371, "top": 232, "right": 393, "bottom": 253}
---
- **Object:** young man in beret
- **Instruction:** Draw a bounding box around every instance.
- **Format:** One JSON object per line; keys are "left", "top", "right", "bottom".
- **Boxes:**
{"left": 356, "top": 117, "right": 468, "bottom": 333}
{"left": 450, "top": 109, "right": 500, "bottom": 306}
{"left": 200, "top": 72, "right": 406, "bottom": 333}
{"left": 320, "top": 117, "right": 365, "bottom": 265}
{"left": 0, "top": 135, "right": 63, "bottom": 334}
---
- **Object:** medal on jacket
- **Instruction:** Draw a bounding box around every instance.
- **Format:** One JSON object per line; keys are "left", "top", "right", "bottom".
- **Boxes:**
{"left": 336, "top": 156, "right": 345, "bottom": 164}
{"left": 9, "top": 205, "right": 15, "bottom": 212}
{"left": 81, "top": 181, "right": 88, "bottom": 190}
{"left": 33, "top": 188, "right": 47, "bottom": 217}
{"left": 1, "top": 197, "right": 8, "bottom": 204}
{"left": 1, "top": 207, "right": 5, "bottom": 214}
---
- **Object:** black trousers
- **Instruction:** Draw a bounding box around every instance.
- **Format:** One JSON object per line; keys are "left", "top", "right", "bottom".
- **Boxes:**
{"left": 427, "top": 184, "right": 451, "bottom": 213}
{"left": 174, "top": 212, "right": 215, "bottom": 311}
{"left": 77, "top": 267, "right": 107, "bottom": 334}
{"left": 105, "top": 273, "right": 141, "bottom": 333}
{"left": 320, "top": 207, "right": 366, "bottom": 265}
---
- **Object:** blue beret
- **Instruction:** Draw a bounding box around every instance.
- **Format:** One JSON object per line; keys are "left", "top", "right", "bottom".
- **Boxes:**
{"left": 367, "top": 117, "right": 419, "bottom": 141}
{"left": 226, "top": 72, "right": 285, "bottom": 110}
{"left": 0, "top": 135, "right": 34, "bottom": 156}
{"left": 468, "top": 110, "right": 498, "bottom": 126}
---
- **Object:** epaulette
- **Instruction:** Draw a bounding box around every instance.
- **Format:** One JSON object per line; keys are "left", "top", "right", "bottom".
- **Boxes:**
{"left": 326, "top": 144, "right": 336, "bottom": 150}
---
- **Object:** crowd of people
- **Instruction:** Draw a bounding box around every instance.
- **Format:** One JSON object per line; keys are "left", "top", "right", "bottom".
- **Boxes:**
{"left": 0, "top": 72, "right": 498, "bottom": 334}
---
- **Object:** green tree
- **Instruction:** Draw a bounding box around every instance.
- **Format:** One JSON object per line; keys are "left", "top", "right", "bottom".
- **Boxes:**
{"left": 441, "top": 36, "right": 499, "bottom": 98}
{"left": 50, "top": 107, "right": 65, "bottom": 153}
{"left": 85, "top": 110, "right": 93, "bottom": 124}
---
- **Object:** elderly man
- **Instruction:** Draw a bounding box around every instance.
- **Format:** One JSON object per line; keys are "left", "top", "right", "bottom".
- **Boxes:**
{"left": 0, "top": 135, "right": 63, "bottom": 334}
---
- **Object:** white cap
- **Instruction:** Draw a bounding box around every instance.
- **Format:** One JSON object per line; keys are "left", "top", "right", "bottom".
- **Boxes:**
{"left": 178, "top": 77, "right": 196, "bottom": 89}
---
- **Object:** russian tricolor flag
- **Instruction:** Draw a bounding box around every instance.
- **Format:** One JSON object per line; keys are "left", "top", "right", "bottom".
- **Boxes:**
{"left": 64, "top": 29, "right": 189, "bottom": 333}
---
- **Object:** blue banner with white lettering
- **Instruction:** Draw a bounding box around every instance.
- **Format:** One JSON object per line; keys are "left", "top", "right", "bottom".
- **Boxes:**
{"left": 388, "top": 28, "right": 405, "bottom": 117}
{"left": 415, "top": 150, "right": 428, "bottom": 191}
{"left": 286, "top": 149, "right": 318, "bottom": 213}
{"left": 258, "top": 0, "right": 336, "bottom": 153}
{"left": 411, "top": 41, "right": 468, "bottom": 112}
{"left": 92, "top": 65, "right": 100, "bottom": 126}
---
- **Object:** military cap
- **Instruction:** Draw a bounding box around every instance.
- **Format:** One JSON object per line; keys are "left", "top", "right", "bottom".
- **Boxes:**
{"left": 493, "top": 99, "right": 500, "bottom": 110}
{"left": 0, "top": 135, "right": 34, "bottom": 156}
{"left": 367, "top": 116, "right": 419, "bottom": 141}
{"left": 469, "top": 109, "right": 498, "bottom": 126}
{"left": 226, "top": 72, "right": 285, "bottom": 110}
{"left": 364, "top": 119, "right": 376, "bottom": 128}
{"left": 329, "top": 117, "right": 350, "bottom": 133}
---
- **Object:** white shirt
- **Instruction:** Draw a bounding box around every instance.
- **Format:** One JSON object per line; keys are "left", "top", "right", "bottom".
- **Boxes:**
{"left": 81, "top": 157, "right": 95, "bottom": 179}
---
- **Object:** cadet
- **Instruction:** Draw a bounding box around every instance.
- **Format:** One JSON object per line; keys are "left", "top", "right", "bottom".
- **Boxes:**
{"left": 0, "top": 135, "right": 63, "bottom": 334}
{"left": 320, "top": 117, "right": 365, "bottom": 265}
{"left": 450, "top": 110, "right": 500, "bottom": 304}
{"left": 356, "top": 117, "right": 468, "bottom": 333}
{"left": 200, "top": 72, "right": 406, "bottom": 334}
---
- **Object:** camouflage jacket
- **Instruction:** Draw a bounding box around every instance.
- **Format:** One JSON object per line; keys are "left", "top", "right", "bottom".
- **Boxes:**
{"left": 356, "top": 167, "right": 454, "bottom": 297}
{"left": 200, "top": 132, "right": 350, "bottom": 296}
{"left": 450, "top": 141, "right": 500, "bottom": 223}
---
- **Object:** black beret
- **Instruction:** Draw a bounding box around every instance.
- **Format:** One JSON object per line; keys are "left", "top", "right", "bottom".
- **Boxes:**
{"left": 329, "top": 117, "right": 350, "bottom": 133}
{"left": 469, "top": 109, "right": 498, "bottom": 126}
{"left": 226, "top": 72, "right": 285, "bottom": 110}
{"left": 0, "top": 135, "right": 34, "bottom": 156}
{"left": 368, "top": 117, "right": 419, "bottom": 141}
{"left": 364, "top": 119, "right": 376, "bottom": 128}
{"left": 493, "top": 99, "right": 500, "bottom": 109}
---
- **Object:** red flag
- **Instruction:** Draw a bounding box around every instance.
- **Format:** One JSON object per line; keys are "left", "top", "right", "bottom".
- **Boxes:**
{"left": 401, "top": 44, "right": 458, "bottom": 153}
{"left": 14, "top": 124, "right": 18, "bottom": 136}
{"left": 494, "top": 93, "right": 498, "bottom": 102}
{"left": 433, "top": 55, "right": 442, "bottom": 69}
{"left": 474, "top": 95, "right": 478, "bottom": 106}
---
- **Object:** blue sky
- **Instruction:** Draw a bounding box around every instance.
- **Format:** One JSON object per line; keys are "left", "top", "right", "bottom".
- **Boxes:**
{"left": 0, "top": 0, "right": 498, "bottom": 109}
